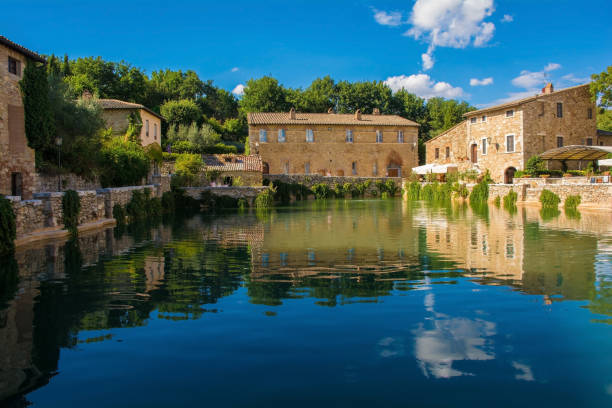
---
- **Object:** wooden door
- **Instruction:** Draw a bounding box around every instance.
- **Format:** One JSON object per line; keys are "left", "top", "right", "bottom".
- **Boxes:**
{"left": 471, "top": 144, "right": 478, "bottom": 163}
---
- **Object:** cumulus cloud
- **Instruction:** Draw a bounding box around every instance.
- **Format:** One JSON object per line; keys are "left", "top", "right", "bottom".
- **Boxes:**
{"left": 470, "top": 77, "right": 494, "bottom": 86}
{"left": 561, "top": 73, "right": 589, "bottom": 84}
{"left": 384, "top": 74, "right": 464, "bottom": 99}
{"left": 231, "top": 84, "right": 245, "bottom": 96}
{"left": 373, "top": 9, "right": 403, "bottom": 26}
{"left": 422, "top": 53, "right": 434, "bottom": 70}
{"left": 511, "top": 63, "right": 561, "bottom": 89}
{"left": 512, "top": 362, "right": 535, "bottom": 381}
{"left": 501, "top": 14, "right": 513, "bottom": 23}
{"left": 231, "top": 67, "right": 239, "bottom": 72}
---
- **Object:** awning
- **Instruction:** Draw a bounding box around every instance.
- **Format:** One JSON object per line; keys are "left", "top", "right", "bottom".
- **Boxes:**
{"left": 539, "top": 145, "right": 612, "bottom": 161}
{"left": 599, "top": 159, "right": 612, "bottom": 167}
{"left": 412, "top": 163, "right": 458, "bottom": 175}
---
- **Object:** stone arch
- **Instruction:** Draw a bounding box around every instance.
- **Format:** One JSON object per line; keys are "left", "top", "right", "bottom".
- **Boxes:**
{"left": 262, "top": 162, "right": 269, "bottom": 174}
{"left": 504, "top": 167, "right": 517, "bottom": 184}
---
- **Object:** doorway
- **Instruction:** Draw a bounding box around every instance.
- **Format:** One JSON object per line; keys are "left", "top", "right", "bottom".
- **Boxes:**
{"left": 471, "top": 144, "right": 478, "bottom": 163}
{"left": 504, "top": 167, "right": 517, "bottom": 184}
{"left": 11, "top": 173, "right": 22, "bottom": 197}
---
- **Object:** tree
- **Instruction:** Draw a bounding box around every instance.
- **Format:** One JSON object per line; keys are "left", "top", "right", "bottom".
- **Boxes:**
{"left": 160, "top": 99, "right": 202, "bottom": 130}
{"left": 288, "top": 76, "right": 336, "bottom": 112}
{"left": 597, "top": 109, "right": 612, "bottom": 132}
{"left": 591, "top": 66, "right": 612, "bottom": 108}
{"left": 239, "top": 76, "right": 289, "bottom": 113}
{"left": 19, "top": 60, "right": 55, "bottom": 153}
{"left": 335, "top": 80, "right": 394, "bottom": 114}
{"left": 426, "top": 98, "right": 474, "bottom": 139}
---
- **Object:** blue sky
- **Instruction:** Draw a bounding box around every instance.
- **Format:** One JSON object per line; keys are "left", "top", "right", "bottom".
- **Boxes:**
{"left": 2, "top": 0, "right": 611, "bottom": 107}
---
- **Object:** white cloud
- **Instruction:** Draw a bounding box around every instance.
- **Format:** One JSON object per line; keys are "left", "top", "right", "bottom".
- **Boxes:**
{"left": 512, "top": 362, "right": 535, "bottom": 381}
{"left": 231, "top": 84, "right": 245, "bottom": 96}
{"left": 561, "top": 73, "right": 589, "bottom": 84}
{"left": 384, "top": 74, "right": 465, "bottom": 99}
{"left": 422, "top": 53, "right": 434, "bottom": 70}
{"left": 470, "top": 77, "right": 494, "bottom": 86}
{"left": 501, "top": 14, "right": 513, "bottom": 23}
{"left": 373, "top": 9, "right": 403, "bottom": 26}
{"left": 231, "top": 67, "right": 239, "bottom": 72}
{"left": 511, "top": 63, "right": 561, "bottom": 89}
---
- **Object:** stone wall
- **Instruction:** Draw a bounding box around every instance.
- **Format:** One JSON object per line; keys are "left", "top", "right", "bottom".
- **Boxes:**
{"left": 512, "top": 176, "right": 590, "bottom": 187}
{"left": 266, "top": 174, "right": 401, "bottom": 197}
{"left": 35, "top": 173, "right": 101, "bottom": 193}
{"left": 182, "top": 186, "right": 268, "bottom": 205}
{"left": 489, "top": 184, "right": 527, "bottom": 202}
{"left": 7, "top": 197, "right": 46, "bottom": 237}
{"left": 522, "top": 184, "right": 612, "bottom": 210}
{"left": 97, "top": 185, "right": 161, "bottom": 218}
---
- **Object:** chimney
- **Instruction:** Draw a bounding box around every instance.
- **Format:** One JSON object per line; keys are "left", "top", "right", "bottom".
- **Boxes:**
{"left": 289, "top": 107, "right": 296, "bottom": 119}
{"left": 327, "top": 107, "right": 334, "bottom": 114}
{"left": 372, "top": 108, "right": 381, "bottom": 115}
{"left": 542, "top": 83, "right": 554, "bottom": 95}
{"left": 82, "top": 90, "right": 93, "bottom": 100}
{"left": 355, "top": 109, "right": 362, "bottom": 121}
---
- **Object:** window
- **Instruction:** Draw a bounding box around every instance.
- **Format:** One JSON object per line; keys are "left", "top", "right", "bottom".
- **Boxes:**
{"left": 601, "top": 141, "right": 605, "bottom": 146}
{"left": 8, "top": 57, "right": 20, "bottom": 76}
{"left": 445, "top": 146, "right": 450, "bottom": 158}
{"left": 557, "top": 136, "right": 564, "bottom": 148}
{"left": 556, "top": 103, "right": 563, "bottom": 118}
{"left": 588, "top": 108, "right": 593, "bottom": 119}
{"left": 278, "top": 129, "right": 286, "bottom": 143}
{"left": 397, "top": 131, "right": 404, "bottom": 143}
{"left": 283, "top": 162, "right": 289, "bottom": 174}
{"left": 154, "top": 123, "right": 157, "bottom": 140}
{"left": 376, "top": 130, "right": 383, "bottom": 143}
{"left": 482, "top": 115, "right": 487, "bottom": 122}
{"left": 305, "top": 162, "right": 310, "bottom": 174}
{"left": 586, "top": 138, "right": 593, "bottom": 146}
{"left": 352, "top": 161, "right": 357, "bottom": 175}
{"left": 146, "top": 120, "right": 149, "bottom": 137}
{"left": 506, "top": 110, "right": 514, "bottom": 118}
{"left": 306, "top": 129, "right": 314, "bottom": 142}
{"left": 259, "top": 129, "right": 267, "bottom": 142}
{"left": 435, "top": 148, "right": 440, "bottom": 159}
{"left": 506, "top": 134, "right": 515, "bottom": 152}
{"left": 346, "top": 130, "right": 353, "bottom": 143}
{"left": 470, "top": 117, "right": 477, "bottom": 124}
{"left": 482, "top": 138, "right": 487, "bottom": 155}
{"left": 373, "top": 162, "right": 378, "bottom": 176}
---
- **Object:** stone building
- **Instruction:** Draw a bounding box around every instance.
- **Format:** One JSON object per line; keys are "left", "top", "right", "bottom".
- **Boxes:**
{"left": 0, "top": 36, "right": 45, "bottom": 199}
{"left": 203, "top": 154, "right": 263, "bottom": 186}
{"left": 247, "top": 109, "right": 419, "bottom": 177}
{"left": 425, "top": 83, "right": 601, "bottom": 183}
{"left": 98, "top": 99, "right": 163, "bottom": 147}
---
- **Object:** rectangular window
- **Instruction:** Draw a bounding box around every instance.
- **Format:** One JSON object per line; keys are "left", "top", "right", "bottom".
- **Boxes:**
{"left": 557, "top": 136, "right": 564, "bottom": 148}
{"left": 588, "top": 108, "right": 593, "bottom": 119}
{"left": 305, "top": 162, "right": 310, "bottom": 174}
{"left": 506, "top": 134, "right": 515, "bottom": 152}
{"left": 8, "top": 56, "right": 20, "bottom": 76}
{"left": 506, "top": 110, "right": 514, "bottom": 118}
{"left": 146, "top": 120, "right": 149, "bottom": 137}
{"left": 278, "top": 129, "right": 286, "bottom": 143}
{"left": 352, "top": 161, "right": 357, "bottom": 175}
{"left": 373, "top": 162, "right": 378, "bottom": 176}
{"left": 306, "top": 129, "right": 314, "bottom": 142}
{"left": 586, "top": 138, "right": 593, "bottom": 146}
{"left": 470, "top": 117, "right": 477, "bottom": 124}
{"left": 482, "top": 115, "right": 487, "bottom": 122}
{"left": 397, "top": 131, "right": 404, "bottom": 143}
{"left": 482, "top": 138, "right": 487, "bottom": 155}
{"left": 259, "top": 129, "right": 267, "bottom": 142}
{"left": 445, "top": 146, "right": 450, "bottom": 158}
{"left": 435, "top": 148, "right": 440, "bottom": 159}
{"left": 556, "top": 103, "right": 563, "bottom": 118}
{"left": 346, "top": 130, "right": 353, "bottom": 143}
{"left": 376, "top": 130, "right": 383, "bottom": 143}
{"left": 154, "top": 123, "right": 157, "bottom": 140}
{"left": 283, "top": 162, "right": 289, "bottom": 174}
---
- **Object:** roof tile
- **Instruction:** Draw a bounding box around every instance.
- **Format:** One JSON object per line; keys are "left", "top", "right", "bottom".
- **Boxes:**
{"left": 248, "top": 112, "right": 418, "bottom": 127}
{"left": 203, "top": 154, "right": 263, "bottom": 172}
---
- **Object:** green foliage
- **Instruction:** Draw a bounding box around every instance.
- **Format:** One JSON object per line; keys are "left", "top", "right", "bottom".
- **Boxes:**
{"left": 503, "top": 190, "right": 518, "bottom": 213}
{"left": 590, "top": 65, "right": 612, "bottom": 108}
{"left": 419, "top": 182, "right": 452, "bottom": 202}
{"left": 99, "top": 138, "right": 150, "bottom": 187}
{"left": 597, "top": 109, "right": 612, "bottom": 132}
{"left": 145, "top": 143, "right": 163, "bottom": 164}
{"left": 255, "top": 188, "right": 275, "bottom": 209}
{"left": 0, "top": 196, "right": 17, "bottom": 256}
{"left": 452, "top": 182, "right": 469, "bottom": 199}
{"left": 469, "top": 181, "right": 489, "bottom": 204}
{"left": 171, "top": 188, "right": 201, "bottom": 212}
{"left": 112, "top": 203, "right": 126, "bottom": 228}
{"left": 493, "top": 196, "right": 501, "bottom": 207}
{"left": 161, "top": 191, "right": 175, "bottom": 214}
{"left": 405, "top": 181, "right": 421, "bottom": 200}
{"left": 540, "top": 207, "right": 560, "bottom": 221}
{"left": 526, "top": 155, "right": 546, "bottom": 175}
{"left": 161, "top": 99, "right": 202, "bottom": 129}
{"left": 62, "top": 190, "right": 81, "bottom": 235}
{"left": 381, "top": 192, "right": 390, "bottom": 199}
{"left": 311, "top": 183, "right": 333, "bottom": 200}
{"left": 564, "top": 195, "right": 581, "bottom": 211}
{"left": 20, "top": 60, "right": 55, "bottom": 152}
{"left": 126, "top": 189, "right": 161, "bottom": 223}
{"left": 540, "top": 189, "right": 561, "bottom": 209}
{"left": 173, "top": 154, "right": 204, "bottom": 187}
{"left": 240, "top": 76, "right": 291, "bottom": 113}
{"left": 244, "top": 136, "right": 250, "bottom": 155}
{"left": 238, "top": 198, "right": 248, "bottom": 210}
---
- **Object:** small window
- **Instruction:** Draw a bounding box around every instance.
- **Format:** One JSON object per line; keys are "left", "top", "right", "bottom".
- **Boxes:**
{"left": 557, "top": 136, "right": 564, "bottom": 148}
{"left": 283, "top": 162, "right": 289, "bottom": 174}
{"left": 397, "top": 131, "right": 404, "bottom": 143}
{"left": 470, "top": 117, "right": 477, "bottom": 124}
{"left": 506, "top": 134, "right": 515, "bottom": 152}
{"left": 305, "top": 162, "right": 310, "bottom": 174}
{"left": 445, "top": 146, "right": 450, "bottom": 158}
{"left": 146, "top": 120, "right": 149, "bottom": 137}
{"left": 278, "top": 129, "right": 286, "bottom": 143}
{"left": 435, "top": 148, "right": 440, "bottom": 159}
{"left": 154, "top": 123, "right": 157, "bottom": 140}
{"left": 482, "top": 138, "right": 487, "bottom": 155}
{"left": 376, "top": 130, "right": 383, "bottom": 143}
{"left": 373, "top": 162, "right": 378, "bottom": 176}
{"left": 351, "top": 161, "right": 357, "bottom": 175}
{"left": 588, "top": 108, "right": 593, "bottom": 119}
{"left": 259, "top": 129, "right": 267, "bottom": 142}
{"left": 8, "top": 56, "right": 20, "bottom": 76}
{"left": 482, "top": 115, "right": 487, "bottom": 122}
{"left": 586, "top": 138, "right": 593, "bottom": 146}
{"left": 556, "top": 103, "right": 563, "bottom": 118}
{"left": 306, "top": 129, "right": 314, "bottom": 142}
{"left": 506, "top": 110, "right": 514, "bottom": 118}
{"left": 346, "top": 130, "right": 353, "bottom": 143}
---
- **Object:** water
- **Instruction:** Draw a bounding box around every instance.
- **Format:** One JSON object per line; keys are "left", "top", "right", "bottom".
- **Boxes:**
{"left": 1, "top": 200, "right": 612, "bottom": 407}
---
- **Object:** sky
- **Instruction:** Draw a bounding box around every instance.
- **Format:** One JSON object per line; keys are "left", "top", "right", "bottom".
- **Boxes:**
{"left": 2, "top": 0, "right": 611, "bottom": 107}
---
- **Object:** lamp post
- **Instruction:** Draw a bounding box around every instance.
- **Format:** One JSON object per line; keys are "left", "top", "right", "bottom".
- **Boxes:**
{"left": 55, "top": 136, "right": 62, "bottom": 191}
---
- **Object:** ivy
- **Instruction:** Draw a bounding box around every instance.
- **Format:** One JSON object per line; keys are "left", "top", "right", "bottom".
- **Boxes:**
{"left": 62, "top": 190, "right": 81, "bottom": 236}
{"left": 0, "top": 196, "right": 17, "bottom": 256}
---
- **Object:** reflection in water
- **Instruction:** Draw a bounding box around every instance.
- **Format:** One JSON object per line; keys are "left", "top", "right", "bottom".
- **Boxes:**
{"left": 0, "top": 201, "right": 612, "bottom": 406}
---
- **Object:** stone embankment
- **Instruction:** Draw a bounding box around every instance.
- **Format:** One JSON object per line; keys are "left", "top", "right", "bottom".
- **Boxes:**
{"left": 183, "top": 186, "right": 268, "bottom": 206}
{"left": 266, "top": 174, "right": 401, "bottom": 198}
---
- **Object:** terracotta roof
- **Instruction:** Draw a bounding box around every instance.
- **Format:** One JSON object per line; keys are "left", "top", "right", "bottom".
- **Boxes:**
{"left": 597, "top": 129, "right": 612, "bottom": 137}
{"left": 0, "top": 35, "right": 45, "bottom": 63}
{"left": 248, "top": 112, "right": 418, "bottom": 127}
{"left": 98, "top": 98, "right": 164, "bottom": 120}
{"left": 203, "top": 154, "right": 263, "bottom": 172}
{"left": 464, "top": 83, "right": 590, "bottom": 117}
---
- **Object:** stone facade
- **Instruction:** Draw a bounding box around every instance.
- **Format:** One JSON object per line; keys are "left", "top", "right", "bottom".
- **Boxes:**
{"left": 248, "top": 111, "right": 419, "bottom": 178}
{"left": 0, "top": 40, "right": 41, "bottom": 199}
{"left": 100, "top": 103, "right": 162, "bottom": 147}
{"left": 426, "top": 84, "right": 602, "bottom": 183}
{"left": 35, "top": 172, "right": 101, "bottom": 192}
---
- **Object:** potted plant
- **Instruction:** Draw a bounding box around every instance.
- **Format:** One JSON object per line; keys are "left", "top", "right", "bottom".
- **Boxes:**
{"left": 563, "top": 173, "right": 572, "bottom": 178}
{"left": 540, "top": 174, "right": 550, "bottom": 179}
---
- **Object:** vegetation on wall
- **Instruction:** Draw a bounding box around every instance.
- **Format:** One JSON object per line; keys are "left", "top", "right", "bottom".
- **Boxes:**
{"left": 99, "top": 138, "right": 150, "bottom": 187}
{"left": 172, "top": 154, "right": 205, "bottom": 187}
{"left": 255, "top": 188, "right": 274, "bottom": 209}
{"left": 564, "top": 195, "right": 581, "bottom": 211}
{"left": 469, "top": 180, "right": 489, "bottom": 205}
{"left": 62, "top": 190, "right": 81, "bottom": 235}
{"left": 503, "top": 190, "right": 518, "bottom": 214}
{"left": 540, "top": 189, "right": 561, "bottom": 209}
{"left": 0, "top": 196, "right": 17, "bottom": 256}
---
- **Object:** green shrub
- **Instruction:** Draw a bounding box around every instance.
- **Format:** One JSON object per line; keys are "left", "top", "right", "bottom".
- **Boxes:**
{"left": 567, "top": 170, "right": 585, "bottom": 176}
{"left": 149, "top": 197, "right": 162, "bottom": 218}
{"left": 540, "top": 189, "right": 560, "bottom": 208}
{"left": 173, "top": 153, "right": 204, "bottom": 187}
{"left": 126, "top": 190, "right": 147, "bottom": 223}
{"left": 385, "top": 180, "right": 400, "bottom": 197}
{"left": 503, "top": 190, "right": 518, "bottom": 209}
{"left": 161, "top": 191, "right": 175, "bottom": 214}
{"left": 238, "top": 198, "right": 248, "bottom": 210}
{"left": 420, "top": 183, "right": 436, "bottom": 201}
{"left": 0, "top": 196, "right": 16, "bottom": 256}
{"left": 112, "top": 203, "right": 126, "bottom": 227}
{"left": 255, "top": 188, "right": 274, "bottom": 209}
{"left": 469, "top": 181, "right": 489, "bottom": 204}
{"left": 375, "top": 180, "right": 386, "bottom": 196}
{"left": 406, "top": 181, "right": 421, "bottom": 200}
{"left": 526, "top": 155, "right": 546, "bottom": 175}
{"left": 99, "top": 138, "right": 150, "bottom": 188}
{"left": 564, "top": 195, "right": 581, "bottom": 211}
{"left": 172, "top": 188, "right": 200, "bottom": 211}
{"left": 452, "top": 182, "right": 469, "bottom": 199}
{"left": 311, "top": 183, "right": 332, "bottom": 199}
{"left": 514, "top": 170, "right": 532, "bottom": 178}
{"left": 493, "top": 196, "right": 501, "bottom": 207}
{"left": 62, "top": 190, "right": 81, "bottom": 235}
{"left": 342, "top": 183, "right": 353, "bottom": 196}
{"left": 381, "top": 192, "right": 390, "bottom": 199}
{"left": 540, "top": 207, "right": 560, "bottom": 220}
